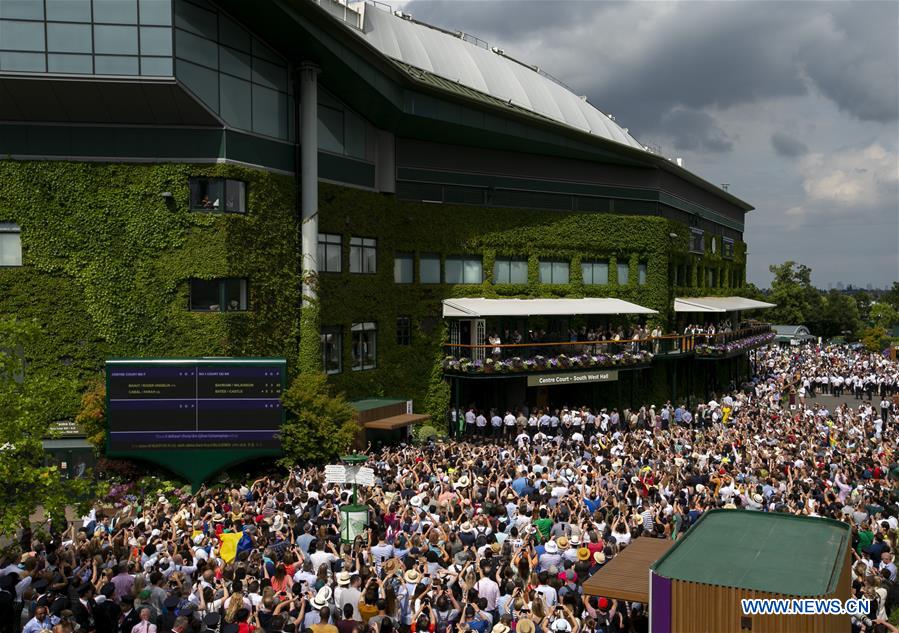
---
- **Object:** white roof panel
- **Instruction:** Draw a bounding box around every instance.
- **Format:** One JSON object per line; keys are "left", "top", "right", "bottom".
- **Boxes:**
{"left": 355, "top": 7, "right": 647, "bottom": 151}
{"left": 442, "top": 297, "right": 658, "bottom": 318}
{"left": 674, "top": 297, "right": 776, "bottom": 313}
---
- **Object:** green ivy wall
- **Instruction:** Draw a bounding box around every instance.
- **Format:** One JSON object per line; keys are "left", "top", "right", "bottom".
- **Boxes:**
{"left": 0, "top": 160, "right": 747, "bottom": 425}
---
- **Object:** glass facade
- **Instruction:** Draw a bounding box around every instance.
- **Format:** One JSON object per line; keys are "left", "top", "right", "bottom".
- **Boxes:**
{"left": 581, "top": 260, "right": 608, "bottom": 285}
{"left": 494, "top": 257, "right": 528, "bottom": 284}
{"left": 0, "top": 0, "right": 173, "bottom": 76}
{"left": 539, "top": 260, "right": 569, "bottom": 284}
{"left": 394, "top": 253, "right": 413, "bottom": 283}
{"left": 445, "top": 256, "right": 483, "bottom": 284}
{"left": 420, "top": 254, "right": 440, "bottom": 284}
{"left": 173, "top": 0, "right": 291, "bottom": 140}
{"left": 617, "top": 261, "right": 630, "bottom": 285}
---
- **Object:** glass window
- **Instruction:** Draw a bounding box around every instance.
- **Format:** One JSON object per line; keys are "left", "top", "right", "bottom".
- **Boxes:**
{"left": 420, "top": 253, "right": 440, "bottom": 284}
{"left": 351, "top": 322, "right": 376, "bottom": 371}
{"left": 189, "top": 278, "right": 247, "bottom": 312}
{"left": 349, "top": 237, "right": 376, "bottom": 274}
{"left": 48, "top": 54, "right": 92, "bottom": 74}
{"left": 707, "top": 269, "right": 715, "bottom": 288}
{"left": 47, "top": 23, "right": 92, "bottom": 54}
{"left": 581, "top": 260, "right": 608, "bottom": 285}
{"left": 176, "top": 59, "right": 218, "bottom": 111}
{"left": 445, "top": 256, "right": 483, "bottom": 284}
{"left": 175, "top": 28, "right": 217, "bottom": 68}
{"left": 47, "top": 0, "right": 91, "bottom": 21}
{"left": 139, "top": 0, "right": 172, "bottom": 26}
{"left": 94, "top": 25, "right": 139, "bottom": 55}
{"left": 188, "top": 177, "right": 246, "bottom": 213}
{"left": 0, "top": 0, "right": 43, "bottom": 19}
{"left": 220, "top": 46, "right": 251, "bottom": 80}
{"left": 317, "top": 234, "right": 341, "bottom": 273}
{"left": 394, "top": 253, "right": 413, "bottom": 284}
{"left": 638, "top": 261, "right": 647, "bottom": 285}
{"left": 344, "top": 109, "right": 366, "bottom": 159}
{"left": 220, "top": 74, "right": 252, "bottom": 130}
{"left": 174, "top": 0, "right": 216, "bottom": 39}
{"left": 318, "top": 105, "right": 344, "bottom": 154}
{"left": 396, "top": 316, "right": 411, "bottom": 346}
{"left": 94, "top": 55, "right": 139, "bottom": 75}
{"left": 93, "top": 0, "right": 137, "bottom": 23}
{"left": 218, "top": 14, "right": 251, "bottom": 52}
{"left": 539, "top": 260, "right": 569, "bottom": 284}
{"left": 0, "top": 223, "right": 23, "bottom": 267}
{"left": 140, "top": 26, "right": 172, "bottom": 56}
{"left": 140, "top": 56, "right": 172, "bottom": 76}
{"left": 494, "top": 257, "right": 528, "bottom": 284}
{"left": 690, "top": 229, "right": 705, "bottom": 254}
{"left": 252, "top": 57, "right": 286, "bottom": 92}
{"left": 617, "top": 261, "right": 630, "bottom": 285}
{"left": 0, "top": 20, "right": 45, "bottom": 51}
{"left": 251, "top": 84, "right": 287, "bottom": 139}
{"left": 320, "top": 328, "right": 341, "bottom": 375}
{"left": 0, "top": 51, "right": 45, "bottom": 71}
{"left": 722, "top": 238, "right": 735, "bottom": 259}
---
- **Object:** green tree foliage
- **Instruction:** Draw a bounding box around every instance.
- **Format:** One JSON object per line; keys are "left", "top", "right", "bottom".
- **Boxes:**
{"left": 870, "top": 303, "right": 899, "bottom": 331}
{"left": 815, "top": 290, "right": 862, "bottom": 339}
{"left": 861, "top": 326, "right": 888, "bottom": 352}
{"left": 278, "top": 372, "right": 360, "bottom": 466}
{"left": 0, "top": 317, "right": 92, "bottom": 536}
{"left": 854, "top": 291, "right": 873, "bottom": 323}
{"left": 881, "top": 282, "right": 899, "bottom": 312}
{"left": 767, "top": 261, "right": 825, "bottom": 328}
{"left": 74, "top": 375, "right": 106, "bottom": 453}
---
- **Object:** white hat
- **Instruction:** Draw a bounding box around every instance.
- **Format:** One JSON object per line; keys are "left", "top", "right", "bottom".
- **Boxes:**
{"left": 460, "top": 522, "right": 474, "bottom": 533}
{"left": 312, "top": 587, "right": 331, "bottom": 609}
{"left": 544, "top": 541, "right": 559, "bottom": 554}
{"left": 752, "top": 493, "right": 764, "bottom": 504}
{"left": 695, "top": 484, "right": 706, "bottom": 493}
{"left": 551, "top": 619, "right": 572, "bottom": 632}
{"left": 410, "top": 495, "right": 423, "bottom": 508}
{"left": 336, "top": 571, "right": 351, "bottom": 587}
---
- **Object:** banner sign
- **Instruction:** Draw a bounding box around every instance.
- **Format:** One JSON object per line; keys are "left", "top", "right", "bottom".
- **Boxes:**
{"left": 527, "top": 369, "right": 619, "bottom": 387}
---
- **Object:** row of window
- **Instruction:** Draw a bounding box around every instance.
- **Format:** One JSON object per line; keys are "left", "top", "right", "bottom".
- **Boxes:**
{"left": 691, "top": 229, "right": 734, "bottom": 259}
{"left": 321, "top": 319, "right": 412, "bottom": 374}
{"left": 673, "top": 263, "right": 744, "bottom": 289}
{"left": 391, "top": 253, "right": 648, "bottom": 286}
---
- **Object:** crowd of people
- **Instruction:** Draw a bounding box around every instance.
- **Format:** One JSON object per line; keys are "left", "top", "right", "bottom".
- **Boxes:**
{"left": 3, "top": 343, "right": 899, "bottom": 633}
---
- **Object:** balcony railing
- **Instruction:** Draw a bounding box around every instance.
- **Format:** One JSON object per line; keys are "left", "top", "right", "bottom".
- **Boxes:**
{"left": 442, "top": 326, "right": 774, "bottom": 374}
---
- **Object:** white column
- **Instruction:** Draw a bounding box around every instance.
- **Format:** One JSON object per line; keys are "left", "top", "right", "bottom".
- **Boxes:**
{"left": 300, "top": 62, "right": 320, "bottom": 303}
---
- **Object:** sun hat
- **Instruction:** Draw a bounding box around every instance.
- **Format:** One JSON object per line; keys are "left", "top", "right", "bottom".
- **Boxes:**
{"left": 311, "top": 587, "right": 330, "bottom": 609}
{"left": 593, "top": 551, "right": 606, "bottom": 564}
{"left": 410, "top": 495, "right": 423, "bottom": 508}
{"left": 490, "top": 543, "right": 501, "bottom": 554}
{"left": 404, "top": 569, "right": 421, "bottom": 584}
{"left": 456, "top": 475, "right": 470, "bottom": 488}
{"left": 336, "top": 571, "right": 351, "bottom": 587}
{"left": 557, "top": 536, "right": 569, "bottom": 549}
{"left": 492, "top": 624, "right": 510, "bottom": 633}
{"left": 551, "top": 618, "right": 572, "bottom": 632}
{"left": 544, "top": 541, "right": 559, "bottom": 554}
{"left": 460, "top": 522, "right": 474, "bottom": 533}
{"left": 517, "top": 619, "right": 536, "bottom": 633}
{"left": 569, "top": 535, "right": 581, "bottom": 546}
{"left": 577, "top": 547, "right": 591, "bottom": 561}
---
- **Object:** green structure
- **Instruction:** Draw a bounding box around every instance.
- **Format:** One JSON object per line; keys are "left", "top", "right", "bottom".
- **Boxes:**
{"left": 652, "top": 510, "right": 850, "bottom": 597}
{"left": 0, "top": 0, "right": 771, "bottom": 476}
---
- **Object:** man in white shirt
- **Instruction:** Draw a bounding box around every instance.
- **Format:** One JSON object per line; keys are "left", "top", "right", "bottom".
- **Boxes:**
{"left": 465, "top": 408, "right": 477, "bottom": 436}
{"left": 503, "top": 410, "right": 517, "bottom": 440}
{"left": 476, "top": 411, "right": 488, "bottom": 436}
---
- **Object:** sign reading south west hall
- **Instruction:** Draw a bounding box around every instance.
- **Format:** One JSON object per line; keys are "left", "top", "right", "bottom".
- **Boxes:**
{"left": 527, "top": 369, "right": 619, "bottom": 387}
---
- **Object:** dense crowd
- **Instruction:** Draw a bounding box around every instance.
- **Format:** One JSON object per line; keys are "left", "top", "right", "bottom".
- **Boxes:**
{"left": 3, "top": 344, "right": 899, "bottom": 633}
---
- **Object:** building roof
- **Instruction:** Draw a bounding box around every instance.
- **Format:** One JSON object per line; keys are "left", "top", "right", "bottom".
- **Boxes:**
{"left": 442, "top": 297, "right": 658, "bottom": 318}
{"left": 673, "top": 296, "right": 776, "bottom": 313}
{"left": 651, "top": 510, "right": 850, "bottom": 597}
{"left": 350, "top": 398, "right": 406, "bottom": 412}
{"left": 355, "top": 4, "right": 647, "bottom": 152}
{"left": 364, "top": 413, "right": 430, "bottom": 430}
{"left": 772, "top": 325, "right": 811, "bottom": 337}
{"left": 582, "top": 538, "right": 674, "bottom": 603}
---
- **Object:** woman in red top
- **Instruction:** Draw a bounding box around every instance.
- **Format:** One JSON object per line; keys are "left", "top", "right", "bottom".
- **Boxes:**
{"left": 233, "top": 607, "right": 261, "bottom": 633}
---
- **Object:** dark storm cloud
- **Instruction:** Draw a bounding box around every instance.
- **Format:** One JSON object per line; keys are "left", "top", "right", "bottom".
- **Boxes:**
{"left": 771, "top": 131, "right": 809, "bottom": 158}
{"left": 661, "top": 109, "right": 733, "bottom": 153}
{"left": 401, "top": 0, "right": 897, "bottom": 135}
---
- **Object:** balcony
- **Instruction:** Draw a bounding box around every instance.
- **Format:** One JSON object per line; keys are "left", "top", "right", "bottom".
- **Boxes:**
{"left": 442, "top": 326, "right": 774, "bottom": 375}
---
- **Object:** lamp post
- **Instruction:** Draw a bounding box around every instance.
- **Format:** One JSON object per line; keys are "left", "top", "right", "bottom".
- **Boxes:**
{"left": 340, "top": 453, "right": 374, "bottom": 543}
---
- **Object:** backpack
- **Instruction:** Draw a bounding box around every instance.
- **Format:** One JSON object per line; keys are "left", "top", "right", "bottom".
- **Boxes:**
{"left": 594, "top": 613, "right": 612, "bottom": 633}
{"left": 435, "top": 609, "right": 455, "bottom": 633}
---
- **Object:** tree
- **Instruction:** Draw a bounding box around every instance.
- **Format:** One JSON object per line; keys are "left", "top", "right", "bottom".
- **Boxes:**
{"left": 881, "top": 282, "right": 899, "bottom": 312}
{"left": 870, "top": 303, "right": 899, "bottom": 331}
{"left": 767, "top": 261, "right": 824, "bottom": 326}
{"left": 816, "top": 290, "right": 862, "bottom": 339}
{"left": 861, "top": 326, "right": 888, "bottom": 352}
{"left": 854, "top": 291, "right": 873, "bottom": 324}
{"left": 278, "top": 372, "right": 360, "bottom": 466}
{"left": 0, "top": 317, "right": 92, "bottom": 537}
{"left": 75, "top": 375, "right": 106, "bottom": 453}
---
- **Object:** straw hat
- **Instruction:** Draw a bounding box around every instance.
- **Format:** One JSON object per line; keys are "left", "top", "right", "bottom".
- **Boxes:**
{"left": 593, "top": 551, "right": 606, "bottom": 564}
{"left": 517, "top": 620, "right": 536, "bottom": 633}
{"left": 404, "top": 569, "right": 421, "bottom": 584}
{"left": 312, "top": 587, "right": 331, "bottom": 609}
{"left": 544, "top": 541, "right": 559, "bottom": 554}
{"left": 336, "top": 571, "right": 351, "bottom": 587}
{"left": 557, "top": 536, "right": 569, "bottom": 549}
{"left": 577, "top": 547, "right": 591, "bottom": 561}
{"left": 410, "top": 495, "right": 423, "bottom": 508}
{"left": 493, "top": 624, "right": 511, "bottom": 633}
{"left": 460, "top": 522, "right": 474, "bottom": 533}
{"left": 456, "top": 475, "right": 470, "bottom": 488}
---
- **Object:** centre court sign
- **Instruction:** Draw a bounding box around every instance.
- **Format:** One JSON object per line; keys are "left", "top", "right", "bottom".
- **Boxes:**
{"left": 527, "top": 369, "right": 619, "bottom": 387}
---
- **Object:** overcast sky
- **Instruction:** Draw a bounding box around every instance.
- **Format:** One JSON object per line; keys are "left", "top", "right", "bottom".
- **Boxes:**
{"left": 394, "top": 0, "right": 899, "bottom": 289}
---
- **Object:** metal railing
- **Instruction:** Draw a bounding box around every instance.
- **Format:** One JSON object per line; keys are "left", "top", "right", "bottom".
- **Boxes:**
{"left": 442, "top": 326, "right": 774, "bottom": 368}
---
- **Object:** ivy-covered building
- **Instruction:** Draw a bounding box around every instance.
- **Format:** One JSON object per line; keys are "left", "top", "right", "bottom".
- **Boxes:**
{"left": 0, "top": 0, "right": 769, "bottom": 431}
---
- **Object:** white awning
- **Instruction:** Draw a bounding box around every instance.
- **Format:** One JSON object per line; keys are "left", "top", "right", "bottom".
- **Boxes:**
{"left": 442, "top": 297, "right": 657, "bottom": 318}
{"left": 674, "top": 296, "right": 776, "bottom": 313}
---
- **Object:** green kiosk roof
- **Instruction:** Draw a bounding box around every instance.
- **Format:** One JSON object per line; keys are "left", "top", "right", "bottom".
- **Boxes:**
{"left": 350, "top": 398, "right": 405, "bottom": 412}
{"left": 651, "top": 510, "right": 849, "bottom": 597}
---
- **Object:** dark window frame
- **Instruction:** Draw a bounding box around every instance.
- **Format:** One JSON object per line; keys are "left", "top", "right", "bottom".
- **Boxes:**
{"left": 188, "top": 177, "right": 248, "bottom": 213}
{"left": 351, "top": 321, "right": 377, "bottom": 371}
{"left": 318, "top": 233, "right": 342, "bottom": 273}
{"left": 320, "top": 326, "right": 342, "bottom": 375}
{"left": 396, "top": 316, "right": 411, "bottom": 346}
{"left": 689, "top": 228, "right": 705, "bottom": 254}
{"left": 349, "top": 236, "right": 377, "bottom": 274}
{"left": 188, "top": 277, "right": 249, "bottom": 312}
{"left": 722, "top": 237, "right": 735, "bottom": 259}
{"left": 394, "top": 252, "right": 414, "bottom": 284}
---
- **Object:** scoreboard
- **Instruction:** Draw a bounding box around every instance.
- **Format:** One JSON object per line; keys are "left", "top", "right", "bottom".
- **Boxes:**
{"left": 106, "top": 358, "right": 286, "bottom": 452}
